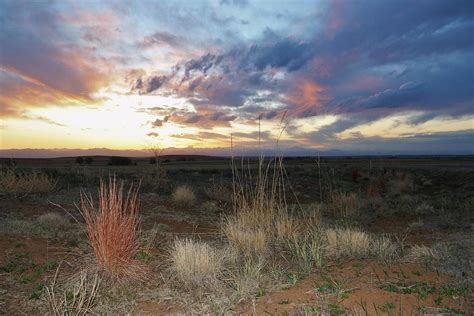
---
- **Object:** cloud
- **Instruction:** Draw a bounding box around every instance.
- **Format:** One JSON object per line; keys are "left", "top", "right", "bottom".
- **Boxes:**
{"left": 139, "top": 31, "right": 184, "bottom": 49}
{"left": 151, "top": 116, "right": 169, "bottom": 128}
{"left": 0, "top": 1, "right": 110, "bottom": 116}
{"left": 133, "top": 0, "right": 473, "bottom": 131}
{"left": 220, "top": 0, "right": 249, "bottom": 7}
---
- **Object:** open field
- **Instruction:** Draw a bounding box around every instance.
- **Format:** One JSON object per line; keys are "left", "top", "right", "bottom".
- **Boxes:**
{"left": 0, "top": 155, "right": 473, "bottom": 315}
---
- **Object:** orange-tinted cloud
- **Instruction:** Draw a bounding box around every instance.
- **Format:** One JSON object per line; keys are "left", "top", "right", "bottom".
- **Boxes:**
{"left": 324, "top": 0, "right": 346, "bottom": 39}
{"left": 0, "top": 3, "right": 112, "bottom": 119}
{"left": 285, "top": 78, "right": 326, "bottom": 117}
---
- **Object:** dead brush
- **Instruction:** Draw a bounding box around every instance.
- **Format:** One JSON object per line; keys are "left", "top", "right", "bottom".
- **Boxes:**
{"left": 79, "top": 177, "right": 145, "bottom": 279}
{"left": 328, "top": 191, "right": 359, "bottom": 218}
{"left": 46, "top": 267, "right": 101, "bottom": 316}
{"left": 0, "top": 167, "right": 56, "bottom": 197}
{"left": 388, "top": 171, "right": 414, "bottom": 195}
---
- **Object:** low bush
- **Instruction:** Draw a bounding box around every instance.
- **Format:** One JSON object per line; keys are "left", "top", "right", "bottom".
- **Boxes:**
{"left": 0, "top": 168, "right": 56, "bottom": 197}
{"left": 172, "top": 185, "right": 196, "bottom": 206}
{"left": 328, "top": 191, "right": 359, "bottom": 218}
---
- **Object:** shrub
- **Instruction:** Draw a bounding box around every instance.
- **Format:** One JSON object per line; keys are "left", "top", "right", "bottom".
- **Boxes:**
{"left": 170, "top": 238, "right": 222, "bottom": 287}
{"left": 80, "top": 177, "right": 143, "bottom": 278}
{"left": 172, "top": 185, "right": 196, "bottom": 206}
{"left": 108, "top": 156, "right": 132, "bottom": 166}
{"left": 367, "top": 175, "right": 388, "bottom": 197}
{"left": 326, "top": 228, "right": 371, "bottom": 259}
{"left": 328, "top": 191, "right": 359, "bottom": 218}
{"left": 388, "top": 172, "right": 414, "bottom": 195}
{"left": 0, "top": 168, "right": 56, "bottom": 197}
{"left": 414, "top": 202, "right": 434, "bottom": 215}
{"left": 84, "top": 157, "right": 93, "bottom": 165}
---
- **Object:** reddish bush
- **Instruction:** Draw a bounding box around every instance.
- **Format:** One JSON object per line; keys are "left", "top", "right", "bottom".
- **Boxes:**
{"left": 80, "top": 177, "right": 143, "bottom": 278}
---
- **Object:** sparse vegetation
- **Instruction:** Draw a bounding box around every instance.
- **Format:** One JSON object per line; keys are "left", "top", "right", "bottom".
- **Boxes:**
{"left": 1, "top": 155, "right": 472, "bottom": 315}
{"left": 172, "top": 184, "right": 196, "bottom": 206}
{"left": 0, "top": 168, "right": 56, "bottom": 197}
{"left": 46, "top": 270, "right": 101, "bottom": 315}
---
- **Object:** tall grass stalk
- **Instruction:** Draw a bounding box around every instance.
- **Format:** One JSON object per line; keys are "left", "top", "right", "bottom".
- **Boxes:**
{"left": 80, "top": 177, "right": 143, "bottom": 279}
{"left": 225, "top": 117, "right": 297, "bottom": 257}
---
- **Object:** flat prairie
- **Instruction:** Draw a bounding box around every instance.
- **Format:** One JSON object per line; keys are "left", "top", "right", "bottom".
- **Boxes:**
{"left": 0, "top": 155, "right": 472, "bottom": 315}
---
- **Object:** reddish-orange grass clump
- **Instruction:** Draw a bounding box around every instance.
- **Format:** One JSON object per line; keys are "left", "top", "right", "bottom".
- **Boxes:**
{"left": 80, "top": 177, "right": 143, "bottom": 278}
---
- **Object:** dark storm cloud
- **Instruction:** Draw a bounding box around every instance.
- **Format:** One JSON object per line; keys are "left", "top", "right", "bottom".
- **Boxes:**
{"left": 136, "top": 0, "right": 473, "bottom": 127}
{"left": 128, "top": 0, "right": 474, "bottom": 153}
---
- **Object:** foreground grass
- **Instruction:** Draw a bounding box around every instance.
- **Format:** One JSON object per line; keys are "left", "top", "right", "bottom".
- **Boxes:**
{"left": 0, "top": 157, "right": 472, "bottom": 314}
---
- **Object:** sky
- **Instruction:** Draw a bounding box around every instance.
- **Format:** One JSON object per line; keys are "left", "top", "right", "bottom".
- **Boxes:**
{"left": 1, "top": 0, "right": 473, "bottom": 157}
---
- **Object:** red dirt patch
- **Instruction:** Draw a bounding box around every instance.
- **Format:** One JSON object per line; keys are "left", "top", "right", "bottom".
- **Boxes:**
{"left": 237, "top": 260, "right": 472, "bottom": 315}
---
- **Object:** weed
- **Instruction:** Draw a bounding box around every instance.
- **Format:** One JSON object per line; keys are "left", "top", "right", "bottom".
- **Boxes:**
{"left": 378, "top": 302, "right": 396, "bottom": 314}
{"left": 380, "top": 281, "right": 436, "bottom": 299}
{"left": 316, "top": 278, "right": 356, "bottom": 300}
{"left": 328, "top": 302, "right": 345, "bottom": 316}
{"left": 283, "top": 232, "right": 324, "bottom": 274}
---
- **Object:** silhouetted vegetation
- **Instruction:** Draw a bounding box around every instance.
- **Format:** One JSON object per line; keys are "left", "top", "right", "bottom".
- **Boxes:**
{"left": 108, "top": 156, "right": 132, "bottom": 166}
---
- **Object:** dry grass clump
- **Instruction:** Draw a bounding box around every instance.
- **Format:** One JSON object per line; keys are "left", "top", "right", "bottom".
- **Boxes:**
{"left": 46, "top": 269, "right": 101, "bottom": 316}
{"left": 228, "top": 257, "right": 265, "bottom": 299}
{"left": 388, "top": 171, "right": 414, "bottom": 195}
{"left": 80, "top": 177, "right": 143, "bottom": 279}
{"left": 414, "top": 202, "right": 435, "bottom": 215}
{"left": 0, "top": 168, "right": 56, "bottom": 197}
{"left": 370, "top": 235, "right": 401, "bottom": 263}
{"left": 328, "top": 191, "right": 359, "bottom": 218}
{"left": 326, "top": 228, "right": 371, "bottom": 258}
{"left": 223, "top": 153, "right": 298, "bottom": 257}
{"left": 283, "top": 232, "right": 324, "bottom": 274}
{"left": 170, "top": 238, "right": 222, "bottom": 287}
{"left": 406, "top": 243, "right": 450, "bottom": 265}
{"left": 172, "top": 185, "right": 196, "bottom": 206}
{"left": 224, "top": 220, "right": 269, "bottom": 258}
